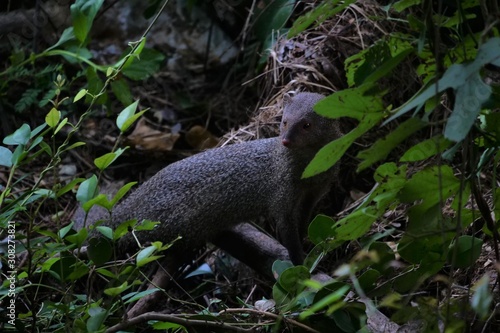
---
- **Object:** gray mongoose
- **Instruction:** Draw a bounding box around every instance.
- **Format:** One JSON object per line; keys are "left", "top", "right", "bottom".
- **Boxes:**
{"left": 81, "top": 92, "right": 340, "bottom": 265}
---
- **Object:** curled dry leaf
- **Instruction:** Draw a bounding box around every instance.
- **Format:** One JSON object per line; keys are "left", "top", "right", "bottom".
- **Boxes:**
{"left": 126, "top": 117, "right": 180, "bottom": 152}
{"left": 185, "top": 125, "right": 219, "bottom": 150}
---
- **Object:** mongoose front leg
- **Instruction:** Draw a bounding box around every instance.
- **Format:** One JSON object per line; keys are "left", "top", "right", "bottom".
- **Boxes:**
{"left": 278, "top": 213, "right": 305, "bottom": 265}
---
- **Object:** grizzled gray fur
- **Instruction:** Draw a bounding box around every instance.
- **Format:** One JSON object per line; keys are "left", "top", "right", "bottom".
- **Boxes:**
{"left": 81, "top": 92, "right": 340, "bottom": 265}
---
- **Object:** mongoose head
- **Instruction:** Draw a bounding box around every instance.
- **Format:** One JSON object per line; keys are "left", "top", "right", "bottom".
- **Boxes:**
{"left": 280, "top": 92, "right": 337, "bottom": 149}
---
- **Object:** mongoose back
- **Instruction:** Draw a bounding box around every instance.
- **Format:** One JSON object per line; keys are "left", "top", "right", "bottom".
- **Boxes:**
{"left": 83, "top": 92, "right": 340, "bottom": 265}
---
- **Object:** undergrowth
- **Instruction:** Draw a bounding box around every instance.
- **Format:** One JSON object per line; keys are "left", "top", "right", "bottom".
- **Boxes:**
{"left": 0, "top": 0, "right": 499, "bottom": 332}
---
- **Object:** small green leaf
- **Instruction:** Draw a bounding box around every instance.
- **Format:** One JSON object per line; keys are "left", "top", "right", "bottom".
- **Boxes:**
{"left": 63, "top": 141, "right": 86, "bottom": 152}
{"left": 94, "top": 148, "right": 126, "bottom": 171}
{"left": 65, "top": 227, "right": 88, "bottom": 247}
{"left": 46, "top": 108, "right": 61, "bottom": 128}
{"left": 96, "top": 226, "right": 113, "bottom": 240}
{"left": 116, "top": 100, "right": 139, "bottom": 132}
{"left": 74, "top": 89, "right": 88, "bottom": 102}
{"left": 76, "top": 174, "right": 98, "bottom": 206}
{"left": 0, "top": 147, "right": 13, "bottom": 167}
{"left": 104, "top": 282, "right": 129, "bottom": 296}
{"left": 110, "top": 182, "right": 137, "bottom": 206}
{"left": 122, "top": 38, "right": 146, "bottom": 70}
{"left": 88, "top": 237, "right": 113, "bottom": 265}
{"left": 86, "top": 305, "right": 107, "bottom": 333}
{"left": 137, "top": 245, "right": 163, "bottom": 267}
{"left": 124, "top": 288, "right": 160, "bottom": 304}
{"left": 53, "top": 117, "right": 69, "bottom": 135}
{"left": 3, "top": 124, "right": 31, "bottom": 145}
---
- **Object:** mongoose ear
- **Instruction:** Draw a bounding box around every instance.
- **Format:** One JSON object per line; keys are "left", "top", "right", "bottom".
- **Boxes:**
{"left": 283, "top": 94, "right": 293, "bottom": 106}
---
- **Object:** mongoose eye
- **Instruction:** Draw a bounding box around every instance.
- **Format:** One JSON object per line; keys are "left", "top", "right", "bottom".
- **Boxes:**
{"left": 282, "top": 121, "right": 288, "bottom": 127}
{"left": 303, "top": 123, "right": 311, "bottom": 130}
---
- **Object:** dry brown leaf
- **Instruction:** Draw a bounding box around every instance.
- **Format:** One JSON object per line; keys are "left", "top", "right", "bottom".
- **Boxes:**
{"left": 126, "top": 117, "right": 180, "bottom": 151}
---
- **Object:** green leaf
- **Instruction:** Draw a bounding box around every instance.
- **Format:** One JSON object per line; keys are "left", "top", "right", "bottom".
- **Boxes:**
{"left": 74, "top": 89, "right": 88, "bottom": 102}
{"left": 110, "top": 182, "right": 137, "bottom": 206}
{"left": 53, "top": 117, "right": 69, "bottom": 135}
{"left": 122, "top": 48, "right": 165, "bottom": 81}
{"left": 88, "top": 237, "right": 113, "bottom": 265}
{"left": 471, "top": 274, "right": 493, "bottom": 320}
{"left": 45, "top": 27, "right": 76, "bottom": 51}
{"left": 96, "top": 226, "right": 113, "bottom": 240}
{"left": 70, "top": 0, "right": 105, "bottom": 43}
{"left": 303, "top": 85, "right": 385, "bottom": 177}
{"left": 118, "top": 107, "right": 148, "bottom": 133}
{"left": 0, "top": 147, "right": 13, "bottom": 167}
{"left": 278, "top": 265, "right": 310, "bottom": 295}
{"left": 104, "top": 282, "right": 129, "bottom": 297}
{"left": 400, "top": 135, "right": 453, "bottom": 162}
{"left": 82, "top": 193, "right": 112, "bottom": 212}
{"left": 65, "top": 227, "right": 88, "bottom": 247}
{"left": 399, "top": 165, "right": 460, "bottom": 210}
{"left": 448, "top": 235, "right": 483, "bottom": 269}
{"left": 45, "top": 108, "right": 61, "bottom": 128}
{"left": 121, "top": 38, "right": 146, "bottom": 70}
{"left": 110, "top": 79, "right": 133, "bottom": 106}
{"left": 76, "top": 174, "right": 98, "bottom": 207}
{"left": 288, "top": 0, "right": 356, "bottom": 38}
{"left": 86, "top": 305, "right": 107, "bottom": 333}
{"left": 254, "top": 0, "right": 295, "bottom": 43}
{"left": 444, "top": 71, "right": 491, "bottom": 142}
{"left": 308, "top": 214, "right": 336, "bottom": 245}
{"left": 332, "top": 207, "right": 379, "bottom": 241}
{"left": 94, "top": 148, "right": 126, "bottom": 171}
{"left": 3, "top": 123, "right": 31, "bottom": 145}
{"left": 124, "top": 288, "right": 160, "bottom": 304}
{"left": 272, "top": 260, "right": 294, "bottom": 280}
{"left": 357, "top": 117, "right": 427, "bottom": 171}
{"left": 299, "top": 285, "right": 350, "bottom": 320}
{"left": 116, "top": 100, "right": 139, "bottom": 132}
{"left": 137, "top": 245, "right": 163, "bottom": 267}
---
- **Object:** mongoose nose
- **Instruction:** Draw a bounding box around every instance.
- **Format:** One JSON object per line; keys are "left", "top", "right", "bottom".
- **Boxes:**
{"left": 282, "top": 138, "right": 291, "bottom": 147}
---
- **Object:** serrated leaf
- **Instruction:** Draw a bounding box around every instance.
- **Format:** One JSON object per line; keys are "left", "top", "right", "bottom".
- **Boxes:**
{"left": 46, "top": 108, "right": 61, "bottom": 128}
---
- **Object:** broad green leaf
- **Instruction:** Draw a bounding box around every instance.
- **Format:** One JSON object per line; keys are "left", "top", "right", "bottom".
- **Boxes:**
{"left": 471, "top": 274, "right": 493, "bottom": 320}
{"left": 254, "top": 0, "right": 295, "bottom": 43}
{"left": 110, "top": 79, "right": 133, "bottom": 106}
{"left": 0, "top": 147, "right": 13, "bottom": 167}
{"left": 76, "top": 174, "right": 98, "bottom": 206}
{"left": 385, "top": 37, "right": 500, "bottom": 129}
{"left": 88, "top": 237, "right": 112, "bottom": 265}
{"left": 96, "top": 226, "right": 113, "bottom": 240}
{"left": 65, "top": 227, "right": 88, "bottom": 247}
{"left": 137, "top": 245, "right": 163, "bottom": 267}
{"left": 3, "top": 123, "right": 31, "bottom": 145}
{"left": 45, "top": 108, "right": 61, "bottom": 128}
{"left": 399, "top": 165, "right": 460, "bottom": 210}
{"left": 332, "top": 206, "right": 379, "bottom": 241}
{"left": 308, "top": 214, "right": 336, "bottom": 245}
{"left": 86, "top": 305, "right": 107, "bottom": 333}
{"left": 444, "top": 71, "right": 491, "bottom": 142}
{"left": 122, "top": 48, "right": 165, "bottom": 81}
{"left": 58, "top": 222, "right": 74, "bottom": 238}
{"left": 288, "top": 0, "right": 356, "bottom": 38}
{"left": 448, "top": 235, "right": 483, "bottom": 269}
{"left": 272, "top": 260, "right": 294, "bottom": 280}
{"left": 70, "top": 0, "right": 105, "bottom": 43}
{"left": 400, "top": 135, "right": 453, "bottom": 162}
{"left": 303, "top": 85, "right": 385, "bottom": 177}
{"left": 278, "top": 265, "right": 310, "bottom": 294}
{"left": 357, "top": 117, "right": 427, "bottom": 172}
